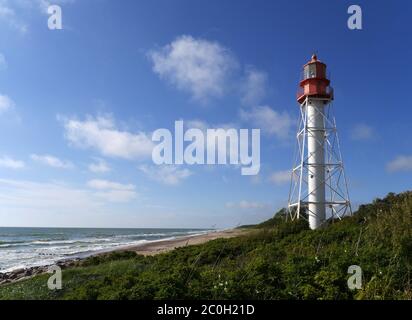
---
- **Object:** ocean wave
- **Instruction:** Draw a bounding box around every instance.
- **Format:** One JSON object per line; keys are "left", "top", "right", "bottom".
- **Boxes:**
{"left": 0, "top": 229, "right": 212, "bottom": 272}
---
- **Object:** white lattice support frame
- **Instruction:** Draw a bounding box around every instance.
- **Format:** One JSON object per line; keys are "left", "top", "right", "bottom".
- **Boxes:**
{"left": 288, "top": 96, "right": 352, "bottom": 229}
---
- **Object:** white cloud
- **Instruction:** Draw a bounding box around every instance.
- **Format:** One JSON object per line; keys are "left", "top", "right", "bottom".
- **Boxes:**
{"left": 387, "top": 155, "right": 412, "bottom": 173}
{"left": 0, "top": 178, "right": 138, "bottom": 227}
{"left": 185, "top": 119, "right": 210, "bottom": 132}
{"left": 0, "top": 53, "right": 7, "bottom": 69}
{"left": 351, "top": 123, "right": 374, "bottom": 141}
{"left": 240, "top": 106, "right": 292, "bottom": 139}
{"left": 139, "top": 165, "right": 192, "bottom": 186}
{"left": 241, "top": 67, "right": 267, "bottom": 106}
{"left": 35, "top": 0, "right": 75, "bottom": 14}
{"left": 0, "top": 94, "right": 15, "bottom": 114}
{"left": 268, "top": 170, "right": 291, "bottom": 185}
{"left": 88, "top": 158, "right": 110, "bottom": 173}
{"left": 31, "top": 154, "right": 74, "bottom": 169}
{"left": 87, "top": 179, "right": 134, "bottom": 191}
{"left": 0, "top": 179, "right": 100, "bottom": 210}
{"left": 226, "top": 200, "right": 268, "bottom": 210}
{"left": 0, "top": 1, "right": 28, "bottom": 33}
{"left": 0, "top": 179, "right": 181, "bottom": 228}
{"left": 149, "top": 35, "right": 236, "bottom": 102}
{"left": 87, "top": 179, "right": 137, "bottom": 203}
{"left": 0, "top": 156, "right": 25, "bottom": 169}
{"left": 61, "top": 115, "right": 154, "bottom": 160}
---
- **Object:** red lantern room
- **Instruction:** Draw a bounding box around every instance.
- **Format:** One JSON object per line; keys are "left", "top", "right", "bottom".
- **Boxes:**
{"left": 297, "top": 54, "right": 334, "bottom": 104}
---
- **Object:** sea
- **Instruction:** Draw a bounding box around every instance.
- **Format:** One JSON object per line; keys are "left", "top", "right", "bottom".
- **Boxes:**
{"left": 0, "top": 227, "right": 210, "bottom": 273}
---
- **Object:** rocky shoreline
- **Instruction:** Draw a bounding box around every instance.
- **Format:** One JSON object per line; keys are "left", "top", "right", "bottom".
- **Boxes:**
{"left": 0, "top": 258, "right": 81, "bottom": 286}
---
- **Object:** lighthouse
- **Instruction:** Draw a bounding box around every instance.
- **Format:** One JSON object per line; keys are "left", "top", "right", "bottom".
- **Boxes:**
{"left": 288, "top": 55, "right": 352, "bottom": 230}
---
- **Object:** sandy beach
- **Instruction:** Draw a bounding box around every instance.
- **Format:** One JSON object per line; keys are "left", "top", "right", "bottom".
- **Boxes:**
{"left": 120, "top": 228, "right": 248, "bottom": 256}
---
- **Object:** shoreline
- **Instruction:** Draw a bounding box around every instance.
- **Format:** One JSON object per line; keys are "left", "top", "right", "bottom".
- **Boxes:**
{"left": 0, "top": 228, "right": 247, "bottom": 285}
{"left": 120, "top": 228, "right": 246, "bottom": 256}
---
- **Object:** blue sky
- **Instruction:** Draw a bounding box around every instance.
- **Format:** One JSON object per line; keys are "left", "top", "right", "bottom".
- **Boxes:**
{"left": 0, "top": 0, "right": 411, "bottom": 228}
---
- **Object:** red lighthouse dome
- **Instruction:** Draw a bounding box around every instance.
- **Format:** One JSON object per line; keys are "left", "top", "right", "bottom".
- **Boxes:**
{"left": 297, "top": 54, "right": 334, "bottom": 104}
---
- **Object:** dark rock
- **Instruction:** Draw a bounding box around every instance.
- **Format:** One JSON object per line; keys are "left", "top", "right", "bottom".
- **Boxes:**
{"left": 23, "top": 269, "right": 32, "bottom": 277}
{"left": 13, "top": 268, "right": 25, "bottom": 275}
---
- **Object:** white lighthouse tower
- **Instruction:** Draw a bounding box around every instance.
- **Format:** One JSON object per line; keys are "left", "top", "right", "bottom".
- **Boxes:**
{"left": 288, "top": 55, "right": 352, "bottom": 230}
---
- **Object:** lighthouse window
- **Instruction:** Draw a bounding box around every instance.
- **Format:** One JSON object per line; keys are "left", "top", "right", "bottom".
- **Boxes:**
{"left": 304, "top": 64, "right": 317, "bottom": 79}
{"left": 317, "top": 64, "right": 326, "bottom": 78}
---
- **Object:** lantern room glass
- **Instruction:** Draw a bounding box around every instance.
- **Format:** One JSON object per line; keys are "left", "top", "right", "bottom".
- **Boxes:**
{"left": 303, "top": 63, "right": 326, "bottom": 80}
{"left": 304, "top": 64, "right": 316, "bottom": 79}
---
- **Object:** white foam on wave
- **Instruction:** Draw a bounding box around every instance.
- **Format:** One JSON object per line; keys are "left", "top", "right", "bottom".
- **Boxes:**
{"left": 0, "top": 229, "right": 212, "bottom": 273}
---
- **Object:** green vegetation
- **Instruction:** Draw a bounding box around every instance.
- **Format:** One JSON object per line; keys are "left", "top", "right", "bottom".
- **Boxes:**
{"left": 0, "top": 191, "right": 411, "bottom": 300}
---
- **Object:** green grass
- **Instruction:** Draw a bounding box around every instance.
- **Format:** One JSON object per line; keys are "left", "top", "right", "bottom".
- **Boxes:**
{"left": 1, "top": 191, "right": 411, "bottom": 300}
